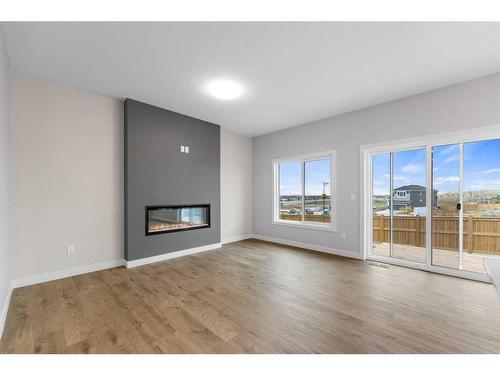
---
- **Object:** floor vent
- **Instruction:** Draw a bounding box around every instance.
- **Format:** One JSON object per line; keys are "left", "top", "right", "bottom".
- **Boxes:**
{"left": 367, "top": 261, "right": 390, "bottom": 269}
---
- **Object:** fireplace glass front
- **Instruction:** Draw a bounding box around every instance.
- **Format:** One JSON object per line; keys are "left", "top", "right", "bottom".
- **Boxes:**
{"left": 146, "top": 204, "right": 210, "bottom": 235}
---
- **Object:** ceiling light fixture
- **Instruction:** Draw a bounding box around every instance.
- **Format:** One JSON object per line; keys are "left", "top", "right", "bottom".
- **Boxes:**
{"left": 206, "top": 79, "right": 245, "bottom": 100}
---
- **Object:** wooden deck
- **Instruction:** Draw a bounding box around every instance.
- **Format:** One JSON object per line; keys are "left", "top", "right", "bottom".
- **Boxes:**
{"left": 372, "top": 242, "right": 500, "bottom": 274}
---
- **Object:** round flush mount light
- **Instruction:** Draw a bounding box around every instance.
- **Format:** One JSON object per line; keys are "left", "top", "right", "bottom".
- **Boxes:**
{"left": 206, "top": 79, "right": 245, "bottom": 100}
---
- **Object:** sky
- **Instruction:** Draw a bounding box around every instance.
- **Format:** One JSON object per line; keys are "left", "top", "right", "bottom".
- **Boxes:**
{"left": 372, "top": 138, "right": 500, "bottom": 196}
{"left": 279, "top": 159, "right": 331, "bottom": 195}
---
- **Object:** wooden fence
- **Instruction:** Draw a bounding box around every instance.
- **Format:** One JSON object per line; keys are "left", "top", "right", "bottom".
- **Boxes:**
{"left": 373, "top": 215, "right": 500, "bottom": 255}
{"left": 280, "top": 214, "right": 331, "bottom": 223}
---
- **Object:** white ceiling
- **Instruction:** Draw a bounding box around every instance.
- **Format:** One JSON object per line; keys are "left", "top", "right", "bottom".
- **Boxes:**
{"left": 3, "top": 22, "right": 500, "bottom": 137}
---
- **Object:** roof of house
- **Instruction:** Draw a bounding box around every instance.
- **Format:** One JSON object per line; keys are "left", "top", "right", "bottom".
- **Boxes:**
{"left": 394, "top": 185, "right": 426, "bottom": 191}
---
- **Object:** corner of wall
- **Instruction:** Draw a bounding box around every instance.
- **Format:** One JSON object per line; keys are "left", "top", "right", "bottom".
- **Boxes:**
{"left": 220, "top": 128, "right": 254, "bottom": 243}
{"left": 0, "top": 22, "right": 13, "bottom": 340}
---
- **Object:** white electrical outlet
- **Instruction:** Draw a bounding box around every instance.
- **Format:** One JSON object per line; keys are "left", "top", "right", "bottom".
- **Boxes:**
{"left": 180, "top": 145, "right": 185, "bottom": 153}
{"left": 350, "top": 193, "right": 356, "bottom": 201}
{"left": 341, "top": 233, "right": 346, "bottom": 240}
{"left": 67, "top": 244, "right": 76, "bottom": 255}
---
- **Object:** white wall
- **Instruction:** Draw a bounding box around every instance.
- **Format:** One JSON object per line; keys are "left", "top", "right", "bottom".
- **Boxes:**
{"left": 11, "top": 74, "right": 124, "bottom": 280}
{"left": 221, "top": 128, "right": 253, "bottom": 243}
{"left": 0, "top": 26, "right": 12, "bottom": 337}
{"left": 10, "top": 74, "right": 254, "bottom": 282}
{"left": 253, "top": 74, "right": 500, "bottom": 256}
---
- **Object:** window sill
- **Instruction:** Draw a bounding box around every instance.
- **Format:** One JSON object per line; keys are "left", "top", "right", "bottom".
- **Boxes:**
{"left": 272, "top": 219, "right": 337, "bottom": 232}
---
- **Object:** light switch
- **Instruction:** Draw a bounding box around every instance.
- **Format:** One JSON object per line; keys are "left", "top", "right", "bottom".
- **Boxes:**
{"left": 180, "top": 145, "right": 185, "bottom": 152}
{"left": 185, "top": 146, "right": 190, "bottom": 153}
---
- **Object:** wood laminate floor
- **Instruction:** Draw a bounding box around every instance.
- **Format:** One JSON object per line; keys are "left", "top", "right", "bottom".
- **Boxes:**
{"left": 1, "top": 239, "right": 500, "bottom": 354}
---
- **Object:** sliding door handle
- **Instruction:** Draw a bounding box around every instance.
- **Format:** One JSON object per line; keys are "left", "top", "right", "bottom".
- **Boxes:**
{"left": 457, "top": 203, "right": 462, "bottom": 211}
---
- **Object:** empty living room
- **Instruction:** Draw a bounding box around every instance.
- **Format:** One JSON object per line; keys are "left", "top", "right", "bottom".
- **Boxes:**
{"left": 1, "top": 1, "right": 500, "bottom": 372}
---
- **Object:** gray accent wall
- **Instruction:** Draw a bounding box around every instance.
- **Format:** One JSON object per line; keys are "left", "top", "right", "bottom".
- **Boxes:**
{"left": 253, "top": 73, "right": 500, "bottom": 257}
{"left": 125, "top": 99, "right": 220, "bottom": 261}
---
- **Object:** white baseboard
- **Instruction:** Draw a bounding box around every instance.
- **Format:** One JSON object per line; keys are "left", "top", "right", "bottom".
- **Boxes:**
{"left": 0, "top": 281, "right": 14, "bottom": 339}
{"left": 125, "top": 242, "right": 222, "bottom": 268}
{"left": 251, "top": 234, "right": 364, "bottom": 260}
{"left": 12, "top": 259, "right": 125, "bottom": 289}
{"left": 221, "top": 234, "right": 253, "bottom": 244}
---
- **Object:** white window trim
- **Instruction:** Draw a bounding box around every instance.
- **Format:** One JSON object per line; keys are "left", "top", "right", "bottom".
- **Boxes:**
{"left": 273, "top": 150, "right": 337, "bottom": 232}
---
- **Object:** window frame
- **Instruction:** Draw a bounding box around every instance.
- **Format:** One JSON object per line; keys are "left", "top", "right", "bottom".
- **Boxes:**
{"left": 273, "top": 150, "right": 337, "bottom": 232}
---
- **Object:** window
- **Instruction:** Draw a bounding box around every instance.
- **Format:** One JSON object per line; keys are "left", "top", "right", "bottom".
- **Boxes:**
{"left": 273, "top": 151, "right": 336, "bottom": 231}
{"left": 278, "top": 160, "right": 302, "bottom": 222}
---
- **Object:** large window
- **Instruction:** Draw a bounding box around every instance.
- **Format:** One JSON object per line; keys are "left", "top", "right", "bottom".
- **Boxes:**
{"left": 274, "top": 151, "right": 336, "bottom": 231}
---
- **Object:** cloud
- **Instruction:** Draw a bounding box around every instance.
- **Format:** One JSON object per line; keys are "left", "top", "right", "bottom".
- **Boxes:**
{"left": 443, "top": 155, "right": 459, "bottom": 164}
{"left": 373, "top": 188, "right": 390, "bottom": 196}
{"left": 465, "top": 178, "right": 500, "bottom": 191}
{"left": 280, "top": 184, "right": 301, "bottom": 195}
{"left": 437, "top": 145, "right": 457, "bottom": 157}
{"left": 479, "top": 168, "right": 500, "bottom": 175}
{"left": 433, "top": 176, "right": 459, "bottom": 186}
{"left": 402, "top": 163, "right": 424, "bottom": 174}
{"left": 393, "top": 175, "right": 410, "bottom": 184}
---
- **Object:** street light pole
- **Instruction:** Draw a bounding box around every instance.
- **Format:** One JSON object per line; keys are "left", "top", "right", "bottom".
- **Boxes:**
{"left": 322, "top": 181, "right": 330, "bottom": 219}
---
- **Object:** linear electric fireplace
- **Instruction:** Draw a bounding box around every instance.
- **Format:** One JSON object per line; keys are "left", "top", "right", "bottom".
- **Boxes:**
{"left": 145, "top": 204, "right": 210, "bottom": 236}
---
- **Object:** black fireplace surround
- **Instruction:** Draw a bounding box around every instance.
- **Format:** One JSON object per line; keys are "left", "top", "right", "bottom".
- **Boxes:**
{"left": 145, "top": 204, "right": 211, "bottom": 236}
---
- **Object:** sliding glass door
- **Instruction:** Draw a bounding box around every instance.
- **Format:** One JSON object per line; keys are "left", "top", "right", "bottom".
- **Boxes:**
{"left": 372, "top": 153, "right": 390, "bottom": 257}
{"left": 368, "top": 135, "right": 500, "bottom": 281}
{"left": 371, "top": 148, "right": 426, "bottom": 264}
{"left": 430, "top": 140, "right": 500, "bottom": 273}
{"left": 432, "top": 144, "right": 461, "bottom": 270}
{"left": 392, "top": 149, "right": 427, "bottom": 263}
{"left": 462, "top": 139, "right": 500, "bottom": 273}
